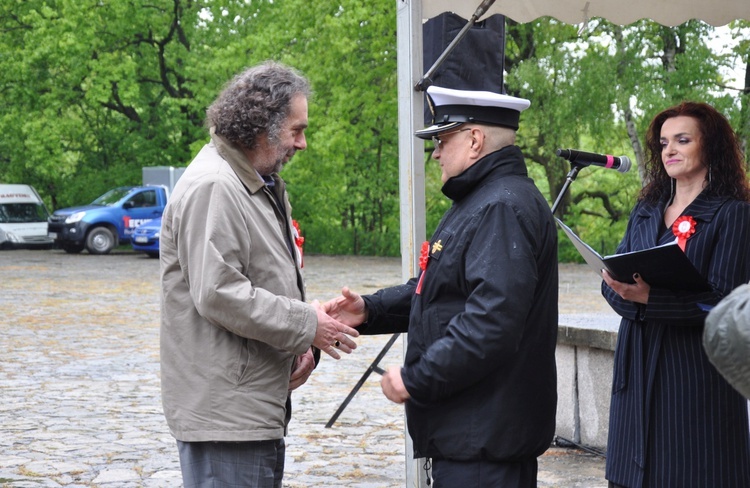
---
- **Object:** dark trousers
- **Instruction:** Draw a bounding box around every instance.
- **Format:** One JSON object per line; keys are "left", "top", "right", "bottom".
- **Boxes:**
{"left": 432, "top": 457, "right": 537, "bottom": 488}
{"left": 177, "top": 439, "right": 285, "bottom": 488}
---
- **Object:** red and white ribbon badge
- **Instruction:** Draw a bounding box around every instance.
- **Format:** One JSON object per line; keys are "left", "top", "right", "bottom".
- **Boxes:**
{"left": 416, "top": 241, "right": 430, "bottom": 295}
{"left": 292, "top": 219, "right": 304, "bottom": 268}
{"left": 672, "top": 215, "right": 696, "bottom": 252}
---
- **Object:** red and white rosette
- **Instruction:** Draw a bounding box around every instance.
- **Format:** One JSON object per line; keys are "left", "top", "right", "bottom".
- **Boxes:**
{"left": 416, "top": 241, "right": 430, "bottom": 295}
{"left": 292, "top": 219, "right": 305, "bottom": 268}
{"left": 671, "top": 215, "right": 696, "bottom": 252}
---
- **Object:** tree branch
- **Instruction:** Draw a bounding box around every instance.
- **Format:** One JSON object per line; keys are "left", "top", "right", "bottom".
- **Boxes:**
{"left": 101, "top": 81, "right": 142, "bottom": 123}
{"left": 573, "top": 190, "right": 624, "bottom": 222}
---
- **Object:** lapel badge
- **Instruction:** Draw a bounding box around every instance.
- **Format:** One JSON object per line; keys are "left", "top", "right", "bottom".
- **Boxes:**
{"left": 431, "top": 239, "right": 444, "bottom": 258}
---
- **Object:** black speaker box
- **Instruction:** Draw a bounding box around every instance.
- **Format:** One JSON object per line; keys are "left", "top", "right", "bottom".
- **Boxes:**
{"left": 422, "top": 12, "right": 506, "bottom": 124}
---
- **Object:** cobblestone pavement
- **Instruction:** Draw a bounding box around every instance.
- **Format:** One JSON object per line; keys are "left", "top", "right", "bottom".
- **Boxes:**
{"left": 0, "top": 250, "right": 611, "bottom": 487}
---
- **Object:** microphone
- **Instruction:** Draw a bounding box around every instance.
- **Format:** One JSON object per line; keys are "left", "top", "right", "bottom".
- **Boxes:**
{"left": 556, "top": 148, "right": 632, "bottom": 173}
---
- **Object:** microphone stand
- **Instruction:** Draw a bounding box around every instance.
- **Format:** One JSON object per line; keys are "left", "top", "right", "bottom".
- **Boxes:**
{"left": 551, "top": 163, "right": 589, "bottom": 215}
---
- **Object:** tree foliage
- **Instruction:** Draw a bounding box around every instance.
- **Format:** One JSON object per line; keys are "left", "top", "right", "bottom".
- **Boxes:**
{"left": 505, "top": 17, "right": 748, "bottom": 259}
{"left": 0, "top": 0, "right": 207, "bottom": 209}
{"left": 243, "top": 1, "right": 401, "bottom": 255}
{"left": 1, "top": 1, "right": 747, "bottom": 258}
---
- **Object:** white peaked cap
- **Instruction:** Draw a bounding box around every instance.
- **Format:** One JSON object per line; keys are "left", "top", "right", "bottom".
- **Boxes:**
{"left": 416, "top": 86, "right": 531, "bottom": 139}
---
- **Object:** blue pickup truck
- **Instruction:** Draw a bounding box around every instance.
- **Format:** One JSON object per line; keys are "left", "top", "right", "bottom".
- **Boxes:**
{"left": 48, "top": 185, "right": 168, "bottom": 255}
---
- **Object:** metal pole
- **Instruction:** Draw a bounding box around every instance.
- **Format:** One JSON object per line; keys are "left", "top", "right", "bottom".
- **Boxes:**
{"left": 551, "top": 164, "right": 584, "bottom": 215}
{"left": 397, "top": 0, "right": 429, "bottom": 485}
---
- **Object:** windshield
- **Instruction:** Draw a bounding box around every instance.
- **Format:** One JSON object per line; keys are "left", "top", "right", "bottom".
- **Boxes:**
{"left": 91, "top": 187, "right": 134, "bottom": 206}
{"left": 0, "top": 203, "right": 50, "bottom": 223}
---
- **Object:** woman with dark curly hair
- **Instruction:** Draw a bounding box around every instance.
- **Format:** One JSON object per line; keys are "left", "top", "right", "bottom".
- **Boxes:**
{"left": 602, "top": 102, "right": 750, "bottom": 488}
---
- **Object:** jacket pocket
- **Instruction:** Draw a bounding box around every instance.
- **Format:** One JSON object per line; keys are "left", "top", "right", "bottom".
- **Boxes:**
{"left": 234, "top": 339, "right": 293, "bottom": 401}
{"left": 234, "top": 338, "right": 254, "bottom": 385}
{"left": 421, "top": 305, "right": 447, "bottom": 348}
{"left": 235, "top": 339, "right": 278, "bottom": 387}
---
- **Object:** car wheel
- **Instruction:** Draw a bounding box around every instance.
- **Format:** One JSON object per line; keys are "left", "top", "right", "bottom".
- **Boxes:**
{"left": 62, "top": 244, "right": 84, "bottom": 254}
{"left": 86, "top": 227, "right": 116, "bottom": 255}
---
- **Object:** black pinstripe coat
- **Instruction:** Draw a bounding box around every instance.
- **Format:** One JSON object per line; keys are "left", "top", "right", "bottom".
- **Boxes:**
{"left": 602, "top": 191, "right": 750, "bottom": 488}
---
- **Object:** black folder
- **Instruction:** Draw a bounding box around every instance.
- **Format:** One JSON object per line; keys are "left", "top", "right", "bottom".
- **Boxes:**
{"left": 556, "top": 218, "right": 711, "bottom": 292}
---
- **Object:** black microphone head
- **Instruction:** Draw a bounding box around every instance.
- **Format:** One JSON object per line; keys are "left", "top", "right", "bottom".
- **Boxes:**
{"left": 617, "top": 156, "right": 632, "bottom": 173}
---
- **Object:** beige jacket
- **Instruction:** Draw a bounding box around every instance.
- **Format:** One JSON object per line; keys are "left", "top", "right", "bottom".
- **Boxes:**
{"left": 704, "top": 283, "right": 750, "bottom": 400}
{"left": 160, "top": 130, "right": 316, "bottom": 442}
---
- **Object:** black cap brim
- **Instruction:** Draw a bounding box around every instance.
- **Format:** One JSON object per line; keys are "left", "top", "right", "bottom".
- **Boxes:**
{"left": 414, "top": 121, "right": 465, "bottom": 140}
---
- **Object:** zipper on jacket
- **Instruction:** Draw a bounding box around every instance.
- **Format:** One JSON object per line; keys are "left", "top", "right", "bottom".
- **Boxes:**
{"left": 262, "top": 185, "right": 296, "bottom": 265}
{"left": 261, "top": 184, "right": 306, "bottom": 298}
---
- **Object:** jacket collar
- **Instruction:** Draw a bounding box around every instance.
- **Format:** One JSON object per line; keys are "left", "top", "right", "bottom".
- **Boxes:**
{"left": 210, "top": 127, "right": 272, "bottom": 194}
{"left": 637, "top": 190, "right": 730, "bottom": 223}
{"left": 442, "top": 145, "right": 528, "bottom": 201}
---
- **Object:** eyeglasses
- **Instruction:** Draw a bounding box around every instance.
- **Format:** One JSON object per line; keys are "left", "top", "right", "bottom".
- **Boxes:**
{"left": 431, "top": 128, "right": 471, "bottom": 148}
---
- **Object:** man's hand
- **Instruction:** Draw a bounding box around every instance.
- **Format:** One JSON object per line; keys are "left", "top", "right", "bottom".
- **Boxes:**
{"left": 322, "top": 287, "right": 367, "bottom": 327}
{"left": 381, "top": 366, "right": 410, "bottom": 404}
{"left": 289, "top": 347, "right": 315, "bottom": 391}
{"left": 311, "top": 300, "right": 359, "bottom": 360}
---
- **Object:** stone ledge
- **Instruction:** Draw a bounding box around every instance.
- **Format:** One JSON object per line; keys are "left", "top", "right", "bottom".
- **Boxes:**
{"left": 556, "top": 314, "right": 621, "bottom": 448}
{"left": 558, "top": 314, "right": 620, "bottom": 351}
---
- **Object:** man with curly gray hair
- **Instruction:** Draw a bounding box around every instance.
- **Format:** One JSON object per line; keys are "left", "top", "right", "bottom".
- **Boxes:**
{"left": 160, "top": 61, "right": 359, "bottom": 487}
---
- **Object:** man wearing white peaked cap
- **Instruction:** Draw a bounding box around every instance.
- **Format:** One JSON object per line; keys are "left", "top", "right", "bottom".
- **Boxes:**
{"left": 326, "top": 85, "right": 559, "bottom": 487}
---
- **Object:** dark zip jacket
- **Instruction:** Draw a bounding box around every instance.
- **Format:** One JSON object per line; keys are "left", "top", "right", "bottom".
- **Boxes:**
{"left": 362, "top": 145, "right": 559, "bottom": 461}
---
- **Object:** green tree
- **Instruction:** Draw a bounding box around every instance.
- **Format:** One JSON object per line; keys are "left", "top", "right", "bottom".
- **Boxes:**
{"left": 504, "top": 17, "right": 741, "bottom": 260}
{"left": 0, "top": 0, "right": 205, "bottom": 208}
{"left": 1, "top": 3, "right": 747, "bottom": 257}
{"left": 1, "top": 0, "right": 403, "bottom": 255}
{"left": 222, "top": 0, "right": 401, "bottom": 255}
{"left": 729, "top": 20, "right": 750, "bottom": 157}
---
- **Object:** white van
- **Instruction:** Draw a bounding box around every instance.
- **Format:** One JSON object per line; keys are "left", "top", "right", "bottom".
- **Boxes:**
{"left": 0, "top": 184, "right": 54, "bottom": 249}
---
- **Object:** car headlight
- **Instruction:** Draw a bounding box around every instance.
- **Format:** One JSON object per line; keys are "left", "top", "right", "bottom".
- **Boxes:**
{"left": 153, "top": 231, "right": 160, "bottom": 239}
{"left": 65, "top": 211, "right": 86, "bottom": 224}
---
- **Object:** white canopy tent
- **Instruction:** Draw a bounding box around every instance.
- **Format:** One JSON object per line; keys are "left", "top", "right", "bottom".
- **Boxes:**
{"left": 421, "top": 0, "right": 750, "bottom": 27}
{"left": 395, "top": 0, "right": 750, "bottom": 485}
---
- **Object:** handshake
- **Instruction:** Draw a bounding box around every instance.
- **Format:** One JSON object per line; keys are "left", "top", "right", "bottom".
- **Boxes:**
{"left": 305, "top": 287, "right": 410, "bottom": 404}
{"left": 311, "top": 287, "right": 366, "bottom": 360}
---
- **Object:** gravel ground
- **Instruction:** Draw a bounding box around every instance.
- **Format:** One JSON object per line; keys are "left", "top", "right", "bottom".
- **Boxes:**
{"left": 0, "top": 249, "right": 610, "bottom": 487}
